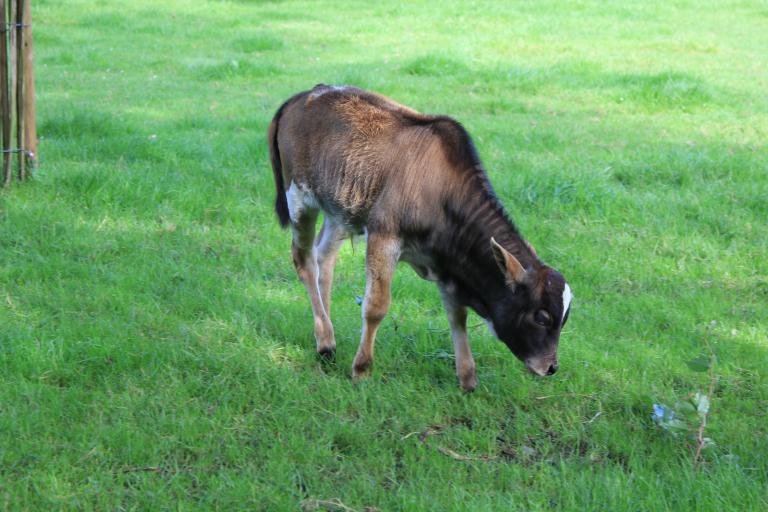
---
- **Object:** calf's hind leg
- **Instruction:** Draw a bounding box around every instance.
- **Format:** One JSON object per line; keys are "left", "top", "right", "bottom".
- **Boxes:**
{"left": 314, "top": 219, "right": 347, "bottom": 322}
{"left": 352, "top": 234, "right": 401, "bottom": 379}
{"left": 290, "top": 209, "right": 336, "bottom": 356}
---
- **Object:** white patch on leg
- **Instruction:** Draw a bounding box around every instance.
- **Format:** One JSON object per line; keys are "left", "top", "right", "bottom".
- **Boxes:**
{"left": 285, "top": 182, "right": 302, "bottom": 223}
{"left": 561, "top": 283, "right": 572, "bottom": 323}
{"left": 286, "top": 182, "right": 318, "bottom": 223}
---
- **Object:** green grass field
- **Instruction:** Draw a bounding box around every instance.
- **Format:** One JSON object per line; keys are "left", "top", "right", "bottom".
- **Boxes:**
{"left": 1, "top": 0, "right": 767, "bottom": 509}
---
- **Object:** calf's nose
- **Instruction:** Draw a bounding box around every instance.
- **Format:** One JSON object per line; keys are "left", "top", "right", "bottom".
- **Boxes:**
{"left": 546, "top": 363, "right": 558, "bottom": 376}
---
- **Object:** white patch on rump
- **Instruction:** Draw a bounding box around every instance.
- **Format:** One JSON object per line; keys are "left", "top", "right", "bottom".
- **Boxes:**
{"left": 561, "top": 283, "right": 572, "bottom": 323}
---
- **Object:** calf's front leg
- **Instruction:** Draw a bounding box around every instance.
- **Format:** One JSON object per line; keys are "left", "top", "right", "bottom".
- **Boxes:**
{"left": 352, "top": 233, "right": 401, "bottom": 380}
{"left": 440, "top": 287, "right": 477, "bottom": 392}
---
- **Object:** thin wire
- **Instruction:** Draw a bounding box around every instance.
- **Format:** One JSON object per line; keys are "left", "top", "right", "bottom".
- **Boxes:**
{"left": 1, "top": 148, "right": 33, "bottom": 157}
{"left": 0, "top": 23, "right": 29, "bottom": 31}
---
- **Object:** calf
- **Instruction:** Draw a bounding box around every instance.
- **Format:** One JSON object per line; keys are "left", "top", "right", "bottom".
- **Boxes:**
{"left": 267, "top": 84, "right": 572, "bottom": 391}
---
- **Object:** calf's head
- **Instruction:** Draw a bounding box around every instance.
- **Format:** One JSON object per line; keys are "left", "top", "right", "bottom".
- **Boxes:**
{"left": 489, "top": 238, "right": 572, "bottom": 377}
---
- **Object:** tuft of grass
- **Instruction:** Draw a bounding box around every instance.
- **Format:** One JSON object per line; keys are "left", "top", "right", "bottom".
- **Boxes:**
{"left": 617, "top": 71, "right": 715, "bottom": 111}
{"left": 41, "top": 109, "right": 135, "bottom": 140}
{"left": 188, "top": 59, "right": 281, "bottom": 80}
{"left": 402, "top": 54, "right": 471, "bottom": 76}
{"left": 231, "top": 33, "right": 285, "bottom": 53}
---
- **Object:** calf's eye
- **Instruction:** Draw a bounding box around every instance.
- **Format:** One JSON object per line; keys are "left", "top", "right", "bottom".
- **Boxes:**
{"left": 534, "top": 309, "right": 551, "bottom": 326}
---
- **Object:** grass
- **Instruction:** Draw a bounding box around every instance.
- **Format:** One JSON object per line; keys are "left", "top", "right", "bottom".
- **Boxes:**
{"left": 1, "top": 0, "right": 767, "bottom": 509}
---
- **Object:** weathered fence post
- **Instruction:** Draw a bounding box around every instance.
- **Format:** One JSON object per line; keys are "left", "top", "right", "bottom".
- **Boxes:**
{"left": 21, "top": 0, "right": 35, "bottom": 171}
{"left": 0, "top": 0, "right": 35, "bottom": 188}
{"left": 1, "top": 0, "right": 11, "bottom": 188}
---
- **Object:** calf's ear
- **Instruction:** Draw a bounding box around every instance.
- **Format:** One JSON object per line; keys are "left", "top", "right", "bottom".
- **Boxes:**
{"left": 490, "top": 238, "right": 528, "bottom": 288}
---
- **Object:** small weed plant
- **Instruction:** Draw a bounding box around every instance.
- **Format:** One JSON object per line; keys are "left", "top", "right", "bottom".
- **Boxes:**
{"left": 652, "top": 326, "right": 719, "bottom": 467}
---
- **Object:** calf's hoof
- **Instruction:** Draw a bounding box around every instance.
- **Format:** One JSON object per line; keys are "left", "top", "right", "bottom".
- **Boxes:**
{"left": 459, "top": 372, "right": 478, "bottom": 393}
{"left": 352, "top": 359, "right": 372, "bottom": 382}
{"left": 316, "top": 345, "right": 336, "bottom": 361}
{"left": 314, "top": 321, "right": 336, "bottom": 356}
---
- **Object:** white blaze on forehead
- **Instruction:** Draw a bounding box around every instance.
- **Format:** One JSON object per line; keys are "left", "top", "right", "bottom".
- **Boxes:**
{"left": 484, "top": 318, "right": 497, "bottom": 338}
{"left": 561, "top": 283, "right": 572, "bottom": 323}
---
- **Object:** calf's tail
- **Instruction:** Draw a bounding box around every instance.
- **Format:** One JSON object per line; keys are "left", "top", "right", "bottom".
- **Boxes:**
{"left": 268, "top": 102, "right": 290, "bottom": 229}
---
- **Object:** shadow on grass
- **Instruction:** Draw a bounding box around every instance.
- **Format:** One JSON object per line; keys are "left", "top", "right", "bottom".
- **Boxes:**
{"left": 470, "top": 62, "right": 723, "bottom": 112}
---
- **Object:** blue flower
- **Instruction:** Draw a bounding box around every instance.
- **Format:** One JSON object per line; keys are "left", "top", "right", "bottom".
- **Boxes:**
{"left": 652, "top": 403, "right": 669, "bottom": 422}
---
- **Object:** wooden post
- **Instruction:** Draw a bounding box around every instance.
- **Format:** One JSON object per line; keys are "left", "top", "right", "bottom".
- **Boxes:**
{"left": 0, "top": 0, "right": 11, "bottom": 188}
{"left": 0, "top": 0, "right": 34, "bottom": 187}
{"left": 8, "top": 0, "right": 15, "bottom": 177}
{"left": 21, "top": 0, "right": 34, "bottom": 169}
{"left": 15, "top": 0, "right": 23, "bottom": 180}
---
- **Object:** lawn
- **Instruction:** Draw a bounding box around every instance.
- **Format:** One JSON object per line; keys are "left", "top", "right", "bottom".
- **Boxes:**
{"left": 1, "top": 0, "right": 767, "bottom": 509}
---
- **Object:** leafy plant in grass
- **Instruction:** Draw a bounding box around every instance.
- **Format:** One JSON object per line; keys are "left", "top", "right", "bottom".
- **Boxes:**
{"left": 652, "top": 335, "right": 718, "bottom": 468}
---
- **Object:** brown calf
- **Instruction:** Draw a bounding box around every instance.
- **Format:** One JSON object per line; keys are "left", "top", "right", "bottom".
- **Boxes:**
{"left": 268, "top": 84, "right": 572, "bottom": 391}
